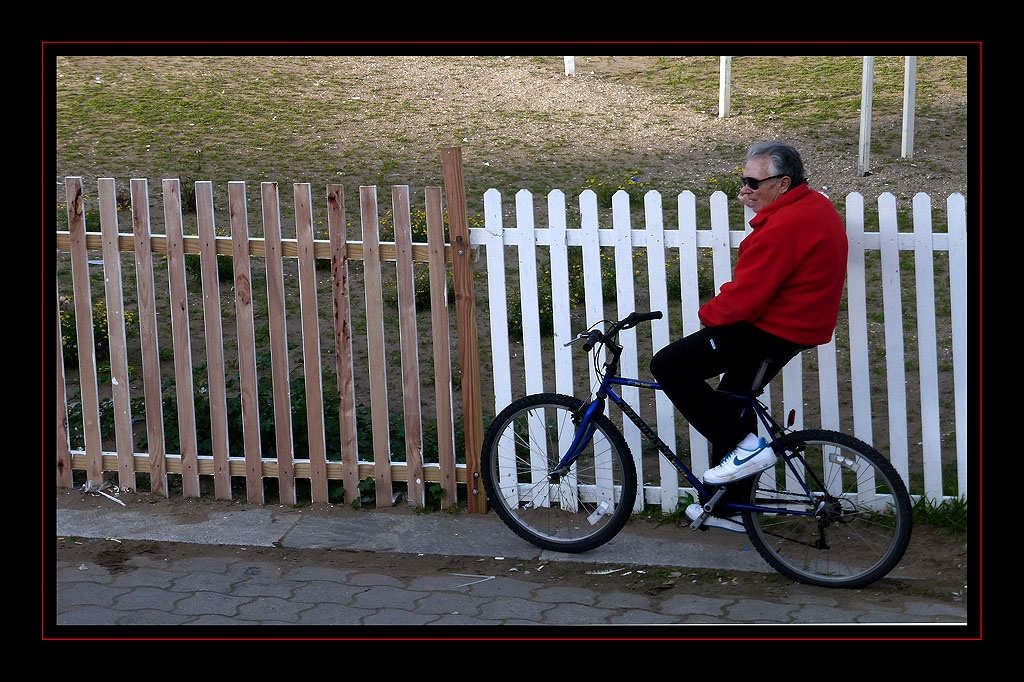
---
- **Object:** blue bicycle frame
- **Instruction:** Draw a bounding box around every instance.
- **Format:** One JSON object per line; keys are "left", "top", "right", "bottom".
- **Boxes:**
{"left": 554, "top": 370, "right": 817, "bottom": 519}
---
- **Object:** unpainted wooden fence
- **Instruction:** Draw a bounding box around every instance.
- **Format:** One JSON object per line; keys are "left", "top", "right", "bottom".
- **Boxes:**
{"left": 54, "top": 150, "right": 969, "bottom": 512}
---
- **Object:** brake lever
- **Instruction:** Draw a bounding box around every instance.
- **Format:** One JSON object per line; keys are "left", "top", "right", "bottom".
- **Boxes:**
{"left": 564, "top": 333, "right": 587, "bottom": 348}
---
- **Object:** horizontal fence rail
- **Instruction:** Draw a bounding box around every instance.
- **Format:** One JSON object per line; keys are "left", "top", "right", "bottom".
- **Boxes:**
{"left": 55, "top": 176, "right": 968, "bottom": 511}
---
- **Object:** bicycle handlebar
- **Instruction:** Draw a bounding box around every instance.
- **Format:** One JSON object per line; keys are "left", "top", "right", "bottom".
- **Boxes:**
{"left": 571, "top": 310, "right": 663, "bottom": 352}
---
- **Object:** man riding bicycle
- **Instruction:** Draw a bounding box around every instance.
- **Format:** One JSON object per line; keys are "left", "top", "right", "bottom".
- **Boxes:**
{"left": 649, "top": 141, "right": 849, "bottom": 531}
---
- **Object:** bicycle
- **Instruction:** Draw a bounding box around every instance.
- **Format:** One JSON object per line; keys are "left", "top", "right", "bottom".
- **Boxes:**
{"left": 480, "top": 311, "right": 913, "bottom": 588}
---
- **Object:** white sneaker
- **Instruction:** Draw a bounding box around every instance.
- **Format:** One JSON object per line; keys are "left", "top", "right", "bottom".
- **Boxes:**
{"left": 685, "top": 503, "right": 745, "bottom": 533}
{"left": 702, "top": 438, "right": 776, "bottom": 485}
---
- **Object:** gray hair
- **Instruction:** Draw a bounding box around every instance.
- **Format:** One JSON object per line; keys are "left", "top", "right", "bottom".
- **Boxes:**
{"left": 746, "top": 141, "right": 808, "bottom": 187}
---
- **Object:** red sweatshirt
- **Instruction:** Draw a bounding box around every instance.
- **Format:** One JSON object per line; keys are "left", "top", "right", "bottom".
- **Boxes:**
{"left": 698, "top": 183, "right": 849, "bottom": 346}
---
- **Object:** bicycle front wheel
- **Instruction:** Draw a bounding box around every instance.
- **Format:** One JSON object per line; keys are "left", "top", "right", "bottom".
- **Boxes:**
{"left": 480, "top": 393, "right": 637, "bottom": 553}
{"left": 738, "top": 429, "right": 913, "bottom": 589}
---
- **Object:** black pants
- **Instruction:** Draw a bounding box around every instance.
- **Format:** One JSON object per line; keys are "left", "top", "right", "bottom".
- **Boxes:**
{"left": 649, "top": 322, "right": 806, "bottom": 460}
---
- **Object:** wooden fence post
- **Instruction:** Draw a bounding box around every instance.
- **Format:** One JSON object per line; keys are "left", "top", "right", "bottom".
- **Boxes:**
{"left": 65, "top": 177, "right": 104, "bottom": 489}
{"left": 443, "top": 147, "right": 486, "bottom": 513}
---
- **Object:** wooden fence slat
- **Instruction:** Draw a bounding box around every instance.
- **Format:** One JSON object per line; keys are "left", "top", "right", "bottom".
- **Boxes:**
{"left": 675, "top": 191, "right": 708, "bottom": 474}
{"left": 817, "top": 338, "right": 842, "bottom": 432}
{"left": 913, "top": 193, "right": 943, "bottom": 501}
{"left": 611, "top": 191, "right": 642, "bottom": 511}
{"left": 360, "top": 185, "right": 393, "bottom": 507}
{"left": 579, "top": 191, "right": 604, "bottom": 396}
{"left": 482, "top": 189, "right": 516, "bottom": 510}
{"left": 549, "top": 192, "right": 574, "bottom": 393}
{"left": 393, "top": 185, "right": 425, "bottom": 507}
{"left": 56, "top": 288, "right": 72, "bottom": 487}
{"left": 98, "top": 178, "right": 135, "bottom": 490}
{"left": 229, "top": 181, "right": 264, "bottom": 504}
{"left": 327, "top": 184, "right": 360, "bottom": 505}
{"left": 779, "top": 344, "right": 804, "bottom": 493}
{"left": 163, "top": 179, "right": 200, "bottom": 498}
{"left": 810, "top": 191, "right": 841, "bottom": 437}
{"left": 515, "top": 190, "right": 544, "bottom": 399}
{"left": 513, "top": 191, "right": 550, "bottom": 506}
{"left": 546, "top": 190, "right": 584, "bottom": 511}
{"left": 196, "top": 181, "right": 232, "bottom": 499}
{"left": 844, "top": 193, "right": 874, "bottom": 445}
{"left": 947, "top": 193, "right": 968, "bottom": 498}
{"left": 295, "top": 183, "right": 329, "bottom": 503}
{"left": 710, "top": 191, "right": 734, "bottom": 295}
{"left": 425, "top": 186, "right": 458, "bottom": 509}
{"left": 261, "top": 182, "right": 296, "bottom": 505}
{"left": 879, "top": 193, "right": 910, "bottom": 484}
{"left": 130, "top": 179, "right": 167, "bottom": 496}
{"left": 482, "top": 188, "right": 511, "bottom": 415}
{"left": 644, "top": 191, "right": 679, "bottom": 512}
{"left": 548, "top": 191, "right": 574, "bottom": 398}
{"left": 65, "top": 177, "right": 104, "bottom": 487}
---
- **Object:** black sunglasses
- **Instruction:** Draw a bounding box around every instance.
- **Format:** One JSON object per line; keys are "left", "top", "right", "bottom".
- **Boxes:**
{"left": 740, "top": 174, "right": 785, "bottom": 190}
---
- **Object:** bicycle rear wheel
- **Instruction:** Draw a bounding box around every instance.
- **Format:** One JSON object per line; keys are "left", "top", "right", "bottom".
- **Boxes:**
{"left": 480, "top": 393, "right": 637, "bottom": 553}
{"left": 737, "top": 429, "right": 913, "bottom": 589}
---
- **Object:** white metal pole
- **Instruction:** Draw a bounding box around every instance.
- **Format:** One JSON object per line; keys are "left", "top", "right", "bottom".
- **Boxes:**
{"left": 858, "top": 56, "right": 875, "bottom": 176}
{"left": 719, "top": 56, "right": 732, "bottom": 118}
{"left": 902, "top": 56, "right": 918, "bottom": 158}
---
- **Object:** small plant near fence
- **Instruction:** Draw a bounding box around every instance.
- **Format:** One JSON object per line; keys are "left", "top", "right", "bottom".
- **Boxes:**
{"left": 580, "top": 168, "right": 648, "bottom": 207}
{"left": 373, "top": 203, "right": 484, "bottom": 309}
{"left": 184, "top": 253, "right": 234, "bottom": 283}
{"left": 59, "top": 295, "right": 138, "bottom": 366}
{"left": 345, "top": 477, "right": 450, "bottom": 511}
{"left": 376, "top": 203, "right": 444, "bottom": 308}
{"left": 912, "top": 495, "right": 968, "bottom": 537}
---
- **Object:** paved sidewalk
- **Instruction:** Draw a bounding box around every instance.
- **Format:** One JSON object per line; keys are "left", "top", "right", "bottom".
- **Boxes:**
{"left": 49, "top": 494, "right": 973, "bottom": 637}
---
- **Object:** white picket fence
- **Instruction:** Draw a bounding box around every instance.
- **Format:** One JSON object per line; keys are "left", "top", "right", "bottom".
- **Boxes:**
{"left": 471, "top": 188, "right": 968, "bottom": 510}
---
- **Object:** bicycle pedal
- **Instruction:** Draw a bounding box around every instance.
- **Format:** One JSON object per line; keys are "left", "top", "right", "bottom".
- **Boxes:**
{"left": 685, "top": 504, "right": 712, "bottom": 531}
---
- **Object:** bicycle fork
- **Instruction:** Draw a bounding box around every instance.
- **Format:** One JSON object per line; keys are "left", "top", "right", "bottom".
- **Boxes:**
{"left": 548, "top": 398, "right": 605, "bottom": 478}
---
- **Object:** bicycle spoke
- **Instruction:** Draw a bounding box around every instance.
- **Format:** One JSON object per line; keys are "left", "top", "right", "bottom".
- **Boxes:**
{"left": 742, "top": 430, "right": 912, "bottom": 588}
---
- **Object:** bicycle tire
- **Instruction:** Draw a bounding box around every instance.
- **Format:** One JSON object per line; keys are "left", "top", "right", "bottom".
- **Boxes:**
{"left": 736, "top": 429, "right": 913, "bottom": 588}
{"left": 480, "top": 393, "right": 638, "bottom": 553}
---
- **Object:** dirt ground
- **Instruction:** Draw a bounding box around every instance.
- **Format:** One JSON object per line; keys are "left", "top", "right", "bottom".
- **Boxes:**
{"left": 54, "top": 486, "right": 969, "bottom": 607}
{"left": 54, "top": 54, "right": 971, "bottom": 207}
